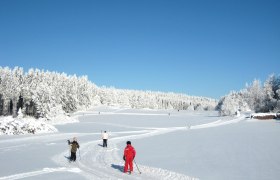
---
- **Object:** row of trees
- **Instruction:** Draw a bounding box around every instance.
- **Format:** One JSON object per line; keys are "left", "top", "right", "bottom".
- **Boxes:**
{"left": 0, "top": 67, "right": 217, "bottom": 119}
{"left": 99, "top": 87, "right": 217, "bottom": 111}
{"left": 217, "top": 74, "right": 280, "bottom": 116}
{"left": 0, "top": 67, "right": 98, "bottom": 119}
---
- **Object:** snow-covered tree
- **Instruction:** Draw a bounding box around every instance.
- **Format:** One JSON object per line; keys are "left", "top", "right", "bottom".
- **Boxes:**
{"left": 217, "top": 74, "right": 280, "bottom": 115}
{"left": 261, "top": 76, "right": 276, "bottom": 112}
{"left": 0, "top": 67, "right": 24, "bottom": 116}
{"left": 1, "top": 66, "right": 218, "bottom": 120}
{"left": 217, "top": 91, "right": 250, "bottom": 116}
{"left": 243, "top": 79, "right": 265, "bottom": 112}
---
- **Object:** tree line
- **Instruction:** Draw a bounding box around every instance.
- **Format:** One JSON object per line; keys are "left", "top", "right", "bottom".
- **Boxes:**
{"left": 217, "top": 74, "right": 280, "bottom": 116}
{"left": 0, "top": 66, "right": 217, "bottom": 119}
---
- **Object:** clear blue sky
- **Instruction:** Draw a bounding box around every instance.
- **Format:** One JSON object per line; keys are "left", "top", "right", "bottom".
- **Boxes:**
{"left": 0, "top": 0, "right": 279, "bottom": 99}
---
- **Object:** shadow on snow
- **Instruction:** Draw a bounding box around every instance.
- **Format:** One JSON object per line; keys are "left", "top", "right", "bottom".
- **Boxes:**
{"left": 111, "top": 164, "right": 124, "bottom": 173}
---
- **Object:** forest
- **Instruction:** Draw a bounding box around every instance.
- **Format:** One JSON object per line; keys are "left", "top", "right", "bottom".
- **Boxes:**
{"left": 1, "top": 66, "right": 279, "bottom": 119}
{"left": 0, "top": 67, "right": 217, "bottom": 119}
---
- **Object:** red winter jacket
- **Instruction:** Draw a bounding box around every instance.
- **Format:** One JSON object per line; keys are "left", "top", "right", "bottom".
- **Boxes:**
{"left": 124, "top": 144, "right": 136, "bottom": 160}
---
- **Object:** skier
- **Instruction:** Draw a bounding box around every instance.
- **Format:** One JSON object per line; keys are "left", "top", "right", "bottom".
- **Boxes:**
{"left": 102, "top": 131, "right": 109, "bottom": 147}
{"left": 67, "top": 137, "right": 80, "bottom": 162}
{"left": 123, "top": 141, "right": 136, "bottom": 174}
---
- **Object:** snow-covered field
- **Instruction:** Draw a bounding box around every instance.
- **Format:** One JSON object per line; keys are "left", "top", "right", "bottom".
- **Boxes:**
{"left": 0, "top": 106, "right": 280, "bottom": 180}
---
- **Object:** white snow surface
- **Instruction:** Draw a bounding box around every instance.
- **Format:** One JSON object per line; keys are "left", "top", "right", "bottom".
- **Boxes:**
{"left": 0, "top": 106, "right": 280, "bottom": 180}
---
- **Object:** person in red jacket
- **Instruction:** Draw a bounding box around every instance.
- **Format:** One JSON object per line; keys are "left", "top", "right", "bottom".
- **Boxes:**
{"left": 123, "top": 141, "right": 136, "bottom": 174}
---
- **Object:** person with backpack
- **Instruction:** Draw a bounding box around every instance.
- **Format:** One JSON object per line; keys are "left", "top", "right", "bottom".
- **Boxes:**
{"left": 102, "top": 131, "right": 109, "bottom": 147}
{"left": 67, "top": 137, "right": 80, "bottom": 162}
{"left": 123, "top": 141, "right": 136, "bottom": 174}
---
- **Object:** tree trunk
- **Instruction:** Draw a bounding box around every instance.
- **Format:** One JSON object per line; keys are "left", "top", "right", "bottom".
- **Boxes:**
{"left": 3, "top": 99, "right": 10, "bottom": 116}
{"left": 12, "top": 98, "right": 18, "bottom": 118}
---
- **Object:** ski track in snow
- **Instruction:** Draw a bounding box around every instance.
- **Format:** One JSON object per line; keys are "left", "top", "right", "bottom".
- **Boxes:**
{"left": 190, "top": 115, "right": 244, "bottom": 130}
{"left": 0, "top": 167, "right": 81, "bottom": 180}
{"left": 0, "top": 111, "right": 245, "bottom": 180}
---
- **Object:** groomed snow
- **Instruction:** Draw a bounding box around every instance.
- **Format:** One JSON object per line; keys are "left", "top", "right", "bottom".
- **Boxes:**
{"left": 0, "top": 106, "right": 280, "bottom": 180}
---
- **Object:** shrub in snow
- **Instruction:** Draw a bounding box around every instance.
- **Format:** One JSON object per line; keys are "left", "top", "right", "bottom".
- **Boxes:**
{"left": 194, "top": 104, "right": 204, "bottom": 111}
{"left": 0, "top": 116, "right": 57, "bottom": 135}
{"left": 187, "top": 105, "right": 194, "bottom": 111}
{"left": 235, "top": 110, "right": 240, "bottom": 117}
{"left": 17, "top": 108, "right": 23, "bottom": 119}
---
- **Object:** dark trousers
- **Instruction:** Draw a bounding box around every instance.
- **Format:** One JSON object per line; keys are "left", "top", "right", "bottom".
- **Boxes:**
{"left": 103, "top": 139, "right": 107, "bottom": 147}
{"left": 70, "top": 152, "right": 76, "bottom": 161}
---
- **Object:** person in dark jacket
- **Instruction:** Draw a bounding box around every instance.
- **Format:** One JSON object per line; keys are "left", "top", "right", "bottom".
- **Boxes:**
{"left": 68, "top": 137, "right": 80, "bottom": 162}
{"left": 123, "top": 141, "right": 136, "bottom": 174}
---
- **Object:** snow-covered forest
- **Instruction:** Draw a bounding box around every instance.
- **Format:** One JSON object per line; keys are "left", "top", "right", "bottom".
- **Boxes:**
{"left": 217, "top": 74, "right": 280, "bottom": 116}
{"left": 0, "top": 66, "right": 217, "bottom": 119}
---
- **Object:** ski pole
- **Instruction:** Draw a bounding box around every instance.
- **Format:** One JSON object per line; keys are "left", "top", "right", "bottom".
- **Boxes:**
{"left": 133, "top": 159, "right": 141, "bottom": 174}
{"left": 67, "top": 140, "right": 71, "bottom": 157}
{"left": 101, "top": 130, "right": 103, "bottom": 147}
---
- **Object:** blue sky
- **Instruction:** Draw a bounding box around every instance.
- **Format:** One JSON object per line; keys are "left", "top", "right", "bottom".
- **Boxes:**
{"left": 0, "top": 0, "right": 279, "bottom": 99}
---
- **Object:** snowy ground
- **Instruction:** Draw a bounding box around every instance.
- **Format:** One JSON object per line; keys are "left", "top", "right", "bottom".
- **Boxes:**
{"left": 0, "top": 106, "right": 280, "bottom": 180}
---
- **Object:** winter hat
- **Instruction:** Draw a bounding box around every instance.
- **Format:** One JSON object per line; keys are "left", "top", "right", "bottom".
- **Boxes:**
{"left": 126, "top": 141, "right": 131, "bottom": 145}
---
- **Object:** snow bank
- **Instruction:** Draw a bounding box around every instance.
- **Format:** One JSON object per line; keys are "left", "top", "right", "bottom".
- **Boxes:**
{"left": 0, "top": 116, "right": 57, "bottom": 135}
{"left": 46, "top": 114, "right": 79, "bottom": 125}
{"left": 250, "top": 113, "right": 277, "bottom": 120}
{"left": 0, "top": 112, "right": 79, "bottom": 135}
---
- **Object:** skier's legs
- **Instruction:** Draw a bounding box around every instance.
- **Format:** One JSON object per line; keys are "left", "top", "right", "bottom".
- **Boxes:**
{"left": 70, "top": 152, "right": 74, "bottom": 161}
{"left": 103, "top": 139, "right": 106, "bottom": 147}
{"left": 124, "top": 158, "right": 133, "bottom": 173}
{"left": 129, "top": 159, "right": 133, "bottom": 172}
{"left": 73, "top": 152, "right": 77, "bottom": 161}
{"left": 124, "top": 160, "right": 129, "bottom": 173}
{"left": 104, "top": 139, "right": 107, "bottom": 147}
